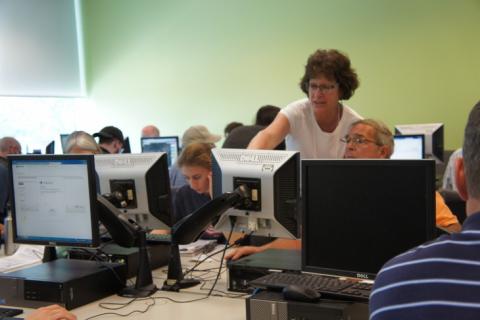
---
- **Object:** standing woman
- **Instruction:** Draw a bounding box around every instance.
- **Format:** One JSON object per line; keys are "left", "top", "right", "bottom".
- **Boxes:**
{"left": 249, "top": 49, "right": 362, "bottom": 158}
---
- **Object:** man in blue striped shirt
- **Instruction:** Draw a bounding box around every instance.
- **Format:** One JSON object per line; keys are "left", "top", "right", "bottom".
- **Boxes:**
{"left": 370, "top": 101, "right": 480, "bottom": 320}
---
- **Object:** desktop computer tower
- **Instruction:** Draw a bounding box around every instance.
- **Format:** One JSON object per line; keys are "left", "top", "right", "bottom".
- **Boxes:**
{"left": 227, "top": 249, "right": 301, "bottom": 293}
{"left": 246, "top": 291, "right": 368, "bottom": 320}
{"left": 0, "top": 259, "right": 126, "bottom": 310}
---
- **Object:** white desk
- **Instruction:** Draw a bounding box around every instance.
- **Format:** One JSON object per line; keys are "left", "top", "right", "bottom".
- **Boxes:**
{"left": 73, "top": 255, "right": 247, "bottom": 320}
{"left": 2, "top": 246, "right": 248, "bottom": 320}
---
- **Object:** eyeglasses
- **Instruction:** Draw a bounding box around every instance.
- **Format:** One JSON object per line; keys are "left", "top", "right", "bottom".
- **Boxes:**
{"left": 308, "top": 83, "right": 337, "bottom": 94}
{"left": 340, "top": 135, "right": 379, "bottom": 146}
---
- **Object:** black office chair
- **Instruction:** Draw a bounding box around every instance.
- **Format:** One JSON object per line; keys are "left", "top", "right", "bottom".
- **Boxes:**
{"left": 439, "top": 189, "right": 466, "bottom": 224}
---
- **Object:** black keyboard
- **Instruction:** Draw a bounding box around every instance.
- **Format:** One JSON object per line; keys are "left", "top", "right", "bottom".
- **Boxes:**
{"left": 0, "top": 306, "right": 23, "bottom": 318}
{"left": 145, "top": 233, "right": 171, "bottom": 244}
{"left": 249, "top": 272, "right": 372, "bottom": 302}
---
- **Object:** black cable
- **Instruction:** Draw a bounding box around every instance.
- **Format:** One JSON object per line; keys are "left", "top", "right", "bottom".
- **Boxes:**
{"left": 152, "top": 295, "right": 209, "bottom": 304}
{"left": 205, "top": 223, "right": 234, "bottom": 297}
{"left": 183, "top": 241, "right": 236, "bottom": 276}
{"left": 84, "top": 297, "right": 155, "bottom": 319}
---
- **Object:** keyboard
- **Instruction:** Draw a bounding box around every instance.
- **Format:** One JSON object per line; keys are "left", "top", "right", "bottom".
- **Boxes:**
{"left": 249, "top": 272, "right": 372, "bottom": 302}
{"left": 145, "top": 233, "right": 171, "bottom": 244}
{"left": 0, "top": 306, "right": 23, "bottom": 318}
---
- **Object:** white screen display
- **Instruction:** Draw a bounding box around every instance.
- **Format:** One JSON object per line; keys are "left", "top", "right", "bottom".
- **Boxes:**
{"left": 391, "top": 136, "right": 424, "bottom": 159}
{"left": 11, "top": 159, "right": 94, "bottom": 244}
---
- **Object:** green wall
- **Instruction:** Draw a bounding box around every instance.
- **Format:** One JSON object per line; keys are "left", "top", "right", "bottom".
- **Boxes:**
{"left": 82, "top": 0, "right": 480, "bottom": 151}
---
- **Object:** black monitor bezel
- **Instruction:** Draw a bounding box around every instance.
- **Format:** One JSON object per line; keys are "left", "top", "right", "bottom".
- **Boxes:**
{"left": 9, "top": 154, "right": 100, "bottom": 247}
{"left": 45, "top": 140, "right": 55, "bottom": 155}
{"left": 122, "top": 136, "right": 131, "bottom": 154}
{"left": 392, "top": 134, "right": 425, "bottom": 159}
{"left": 301, "top": 159, "right": 436, "bottom": 280}
{"left": 59, "top": 133, "right": 70, "bottom": 154}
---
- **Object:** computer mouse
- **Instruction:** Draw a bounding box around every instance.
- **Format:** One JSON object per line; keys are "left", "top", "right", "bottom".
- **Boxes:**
{"left": 282, "top": 284, "right": 321, "bottom": 303}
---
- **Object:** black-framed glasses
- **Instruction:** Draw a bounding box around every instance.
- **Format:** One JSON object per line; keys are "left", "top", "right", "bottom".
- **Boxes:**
{"left": 340, "top": 135, "right": 379, "bottom": 146}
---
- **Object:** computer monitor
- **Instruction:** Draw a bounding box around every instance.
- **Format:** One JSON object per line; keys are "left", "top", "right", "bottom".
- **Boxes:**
{"left": 394, "top": 123, "right": 444, "bottom": 162}
{"left": 212, "top": 148, "right": 300, "bottom": 239}
{"left": 302, "top": 159, "right": 436, "bottom": 280}
{"left": 391, "top": 134, "right": 425, "bottom": 159}
{"left": 122, "top": 137, "right": 131, "bottom": 154}
{"left": 141, "top": 136, "right": 179, "bottom": 168}
{"left": 9, "top": 154, "right": 100, "bottom": 247}
{"left": 60, "top": 134, "right": 69, "bottom": 154}
{"left": 94, "top": 152, "right": 173, "bottom": 230}
{"left": 45, "top": 140, "right": 55, "bottom": 154}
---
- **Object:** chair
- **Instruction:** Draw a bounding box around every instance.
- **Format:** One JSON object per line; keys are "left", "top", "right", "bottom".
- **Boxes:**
{"left": 439, "top": 189, "right": 466, "bottom": 224}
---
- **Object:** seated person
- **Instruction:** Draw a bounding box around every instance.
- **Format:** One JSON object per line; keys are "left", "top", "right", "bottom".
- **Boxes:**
{"left": 93, "top": 126, "right": 124, "bottom": 154}
{"left": 65, "top": 131, "right": 101, "bottom": 154}
{"left": 170, "top": 125, "right": 221, "bottom": 189}
{"left": 223, "top": 105, "right": 285, "bottom": 150}
{"left": 141, "top": 125, "right": 160, "bottom": 138}
{"left": 172, "top": 142, "right": 224, "bottom": 242}
{"left": 0, "top": 136, "right": 22, "bottom": 234}
{"left": 369, "top": 101, "right": 480, "bottom": 319}
{"left": 224, "top": 121, "right": 243, "bottom": 138}
{"left": 442, "top": 147, "right": 462, "bottom": 192}
{"left": 226, "top": 118, "right": 461, "bottom": 260}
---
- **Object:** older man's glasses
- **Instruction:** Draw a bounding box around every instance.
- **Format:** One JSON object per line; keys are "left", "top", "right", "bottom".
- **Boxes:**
{"left": 341, "top": 135, "right": 379, "bottom": 146}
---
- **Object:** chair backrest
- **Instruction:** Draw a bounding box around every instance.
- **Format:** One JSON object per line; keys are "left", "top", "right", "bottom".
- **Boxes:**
{"left": 439, "top": 189, "right": 466, "bottom": 224}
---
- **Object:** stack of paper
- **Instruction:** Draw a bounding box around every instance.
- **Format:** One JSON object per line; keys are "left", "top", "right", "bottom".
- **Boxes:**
{"left": 179, "top": 239, "right": 217, "bottom": 256}
{"left": 0, "top": 245, "right": 43, "bottom": 273}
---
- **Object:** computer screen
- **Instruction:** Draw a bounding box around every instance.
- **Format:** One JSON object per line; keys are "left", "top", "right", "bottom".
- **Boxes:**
{"left": 391, "top": 134, "right": 425, "bottom": 159}
{"left": 60, "top": 134, "right": 70, "bottom": 154}
{"left": 302, "top": 159, "right": 436, "bottom": 280}
{"left": 45, "top": 141, "right": 55, "bottom": 154}
{"left": 212, "top": 148, "right": 300, "bottom": 239}
{"left": 94, "top": 152, "right": 173, "bottom": 230}
{"left": 141, "top": 136, "right": 179, "bottom": 168}
{"left": 394, "top": 123, "right": 444, "bottom": 162}
{"left": 9, "top": 155, "right": 99, "bottom": 247}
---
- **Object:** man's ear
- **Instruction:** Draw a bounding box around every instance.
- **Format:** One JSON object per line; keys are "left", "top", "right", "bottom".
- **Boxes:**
{"left": 380, "top": 145, "right": 391, "bottom": 159}
{"left": 455, "top": 157, "right": 468, "bottom": 201}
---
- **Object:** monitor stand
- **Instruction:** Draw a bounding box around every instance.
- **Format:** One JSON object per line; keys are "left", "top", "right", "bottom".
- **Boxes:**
{"left": 42, "top": 245, "right": 57, "bottom": 262}
{"left": 162, "top": 242, "right": 200, "bottom": 292}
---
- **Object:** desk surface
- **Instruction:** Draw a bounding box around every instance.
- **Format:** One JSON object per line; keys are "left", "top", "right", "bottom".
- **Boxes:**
{"left": 3, "top": 246, "right": 247, "bottom": 320}
{"left": 74, "top": 254, "right": 247, "bottom": 320}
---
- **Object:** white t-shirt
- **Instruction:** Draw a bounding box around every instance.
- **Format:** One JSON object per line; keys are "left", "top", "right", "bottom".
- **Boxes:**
{"left": 280, "top": 98, "right": 362, "bottom": 159}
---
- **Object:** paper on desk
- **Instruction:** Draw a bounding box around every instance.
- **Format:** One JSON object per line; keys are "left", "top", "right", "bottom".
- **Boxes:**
{"left": 179, "top": 239, "right": 217, "bottom": 256}
{"left": 0, "top": 245, "right": 43, "bottom": 273}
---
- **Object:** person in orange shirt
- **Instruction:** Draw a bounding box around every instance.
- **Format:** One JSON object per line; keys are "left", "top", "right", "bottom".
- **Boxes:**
{"left": 226, "top": 119, "right": 461, "bottom": 260}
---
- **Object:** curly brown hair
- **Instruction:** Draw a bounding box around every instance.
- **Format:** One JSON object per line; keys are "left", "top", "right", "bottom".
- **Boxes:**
{"left": 299, "top": 49, "right": 359, "bottom": 100}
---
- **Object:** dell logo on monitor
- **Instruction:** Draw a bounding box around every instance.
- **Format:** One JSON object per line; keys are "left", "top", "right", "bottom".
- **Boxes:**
{"left": 357, "top": 273, "right": 370, "bottom": 279}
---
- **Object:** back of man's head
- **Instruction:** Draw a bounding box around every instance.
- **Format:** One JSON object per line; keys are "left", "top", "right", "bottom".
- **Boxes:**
{"left": 462, "top": 101, "right": 480, "bottom": 198}
{"left": 141, "top": 125, "right": 160, "bottom": 138}
{"left": 255, "top": 105, "right": 280, "bottom": 126}
{"left": 0, "top": 137, "right": 21, "bottom": 157}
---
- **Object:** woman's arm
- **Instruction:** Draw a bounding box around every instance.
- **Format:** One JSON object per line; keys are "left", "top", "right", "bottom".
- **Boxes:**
{"left": 248, "top": 113, "right": 290, "bottom": 150}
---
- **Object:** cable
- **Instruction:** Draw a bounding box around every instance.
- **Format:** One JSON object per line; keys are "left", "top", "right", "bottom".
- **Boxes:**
{"left": 205, "top": 223, "right": 234, "bottom": 297}
{"left": 84, "top": 297, "right": 156, "bottom": 319}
